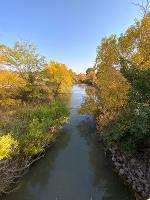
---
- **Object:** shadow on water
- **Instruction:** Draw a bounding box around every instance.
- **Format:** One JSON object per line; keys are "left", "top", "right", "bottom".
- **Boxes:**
{"left": 2, "top": 85, "right": 132, "bottom": 200}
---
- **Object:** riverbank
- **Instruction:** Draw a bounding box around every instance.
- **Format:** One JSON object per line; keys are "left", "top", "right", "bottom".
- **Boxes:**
{"left": 0, "top": 101, "right": 70, "bottom": 195}
{"left": 108, "top": 147, "right": 150, "bottom": 200}
{"left": 79, "top": 84, "right": 150, "bottom": 200}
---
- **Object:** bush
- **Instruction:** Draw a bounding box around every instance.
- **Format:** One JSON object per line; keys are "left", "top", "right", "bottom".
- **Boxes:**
{"left": 0, "top": 101, "right": 70, "bottom": 156}
{"left": 0, "top": 134, "right": 18, "bottom": 160}
{"left": 18, "top": 101, "right": 70, "bottom": 156}
{"left": 104, "top": 104, "right": 150, "bottom": 152}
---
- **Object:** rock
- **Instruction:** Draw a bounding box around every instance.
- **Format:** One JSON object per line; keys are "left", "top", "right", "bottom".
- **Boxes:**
{"left": 141, "top": 179, "right": 147, "bottom": 184}
{"left": 130, "top": 158, "right": 136, "bottom": 165}
{"left": 132, "top": 183, "right": 136, "bottom": 190}
{"left": 109, "top": 146, "right": 150, "bottom": 199}
{"left": 124, "top": 167, "right": 129, "bottom": 172}
{"left": 137, "top": 186, "right": 143, "bottom": 192}
{"left": 142, "top": 191, "right": 147, "bottom": 198}
{"left": 119, "top": 168, "right": 124, "bottom": 175}
{"left": 138, "top": 172, "right": 143, "bottom": 178}
{"left": 112, "top": 156, "right": 116, "bottom": 162}
{"left": 116, "top": 162, "right": 122, "bottom": 167}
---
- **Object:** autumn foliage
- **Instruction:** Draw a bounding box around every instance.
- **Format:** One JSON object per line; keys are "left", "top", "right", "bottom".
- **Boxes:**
{"left": 76, "top": 68, "right": 96, "bottom": 85}
{"left": 0, "top": 69, "right": 26, "bottom": 106}
{"left": 45, "top": 61, "right": 75, "bottom": 94}
{"left": 0, "top": 40, "right": 73, "bottom": 194}
{"left": 0, "top": 41, "right": 74, "bottom": 106}
{"left": 80, "top": 12, "right": 150, "bottom": 152}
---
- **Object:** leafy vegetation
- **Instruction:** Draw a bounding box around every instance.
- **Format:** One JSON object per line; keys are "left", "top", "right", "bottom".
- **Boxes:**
{"left": 79, "top": 12, "right": 150, "bottom": 153}
{"left": 45, "top": 61, "right": 75, "bottom": 94}
{"left": 76, "top": 68, "right": 96, "bottom": 85}
{"left": 0, "top": 101, "right": 70, "bottom": 157}
{"left": 0, "top": 41, "right": 75, "bottom": 105}
{"left": 0, "top": 41, "right": 73, "bottom": 157}
{"left": 0, "top": 134, "right": 18, "bottom": 160}
{"left": 0, "top": 40, "right": 74, "bottom": 194}
{"left": 0, "top": 69, "right": 26, "bottom": 106}
{"left": 107, "top": 59, "right": 150, "bottom": 152}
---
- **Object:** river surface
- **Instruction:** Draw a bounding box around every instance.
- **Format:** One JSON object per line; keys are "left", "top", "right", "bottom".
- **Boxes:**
{"left": 2, "top": 85, "right": 131, "bottom": 200}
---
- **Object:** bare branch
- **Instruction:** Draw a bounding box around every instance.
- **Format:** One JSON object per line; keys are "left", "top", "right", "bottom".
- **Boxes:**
{"left": 132, "top": 0, "right": 150, "bottom": 16}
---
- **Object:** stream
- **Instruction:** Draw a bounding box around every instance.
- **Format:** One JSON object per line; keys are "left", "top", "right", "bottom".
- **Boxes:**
{"left": 2, "top": 85, "right": 131, "bottom": 200}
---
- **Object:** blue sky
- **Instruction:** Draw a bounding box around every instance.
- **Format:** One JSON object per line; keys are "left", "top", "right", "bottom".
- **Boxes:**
{"left": 0, "top": 0, "right": 139, "bottom": 73}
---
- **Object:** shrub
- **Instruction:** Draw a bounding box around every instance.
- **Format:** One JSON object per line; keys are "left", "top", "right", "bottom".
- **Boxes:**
{"left": 0, "top": 134, "right": 18, "bottom": 160}
{"left": 104, "top": 104, "right": 150, "bottom": 152}
{"left": 0, "top": 101, "right": 70, "bottom": 156}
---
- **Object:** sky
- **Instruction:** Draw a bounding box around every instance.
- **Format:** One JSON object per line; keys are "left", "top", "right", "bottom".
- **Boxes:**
{"left": 0, "top": 0, "right": 140, "bottom": 73}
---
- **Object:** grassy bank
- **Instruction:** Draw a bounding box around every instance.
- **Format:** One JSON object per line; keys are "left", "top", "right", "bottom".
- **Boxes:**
{"left": 0, "top": 101, "right": 70, "bottom": 194}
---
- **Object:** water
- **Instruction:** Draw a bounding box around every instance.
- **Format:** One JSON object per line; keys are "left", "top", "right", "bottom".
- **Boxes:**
{"left": 2, "top": 85, "right": 131, "bottom": 200}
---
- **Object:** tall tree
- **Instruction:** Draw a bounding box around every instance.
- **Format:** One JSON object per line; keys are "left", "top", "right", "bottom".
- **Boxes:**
{"left": 0, "top": 41, "right": 50, "bottom": 102}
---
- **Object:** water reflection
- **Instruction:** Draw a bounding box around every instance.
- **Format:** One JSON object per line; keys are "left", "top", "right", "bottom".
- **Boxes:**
{"left": 3, "top": 129, "right": 71, "bottom": 200}
{"left": 77, "top": 118, "right": 130, "bottom": 200}
{"left": 57, "top": 91, "right": 72, "bottom": 108}
{"left": 78, "top": 85, "right": 99, "bottom": 116}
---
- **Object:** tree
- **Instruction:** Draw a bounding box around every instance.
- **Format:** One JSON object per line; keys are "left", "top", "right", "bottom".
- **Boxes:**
{"left": 91, "top": 13, "right": 150, "bottom": 152}
{"left": 87, "top": 71, "right": 96, "bottom": 84}
{"left": 132, "top": 0, "right": 150, "bottom": 16}
{"left": 1, "top": 41, "right": 46, "bottom": 80}
{"left": 86, "top": 68, "right": 94, "bottom": 74}
{"left": 120, "top": 59, "right": 150, "bottom": 102}
{"left": 95, "top": 35, "right": 119, "bottom": 71}
{"left": 94, "top": 13, "right": 150, "bottom": 130}
{"left": 0, "top": 69, "right": 26, "bottom": 106}
{"left": 45, "top": 61, "right": 74, "bottom": 94}
{"left": 95, "top": 36, "right": 130, "bottom": 125}
{"left": 77, "top": 73, "right": 87, "bottom": 83}
{"left": 119, "top": 12, "right": 150, "bottom": 69}
{"left": 0, "top": 45, "right": 8, "bottom": 66}
{"left": 0, "top": 41, "right": 53, "bottom": 102}
{"left": 107, "top": 59, "right": 150, "bottom": 152}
